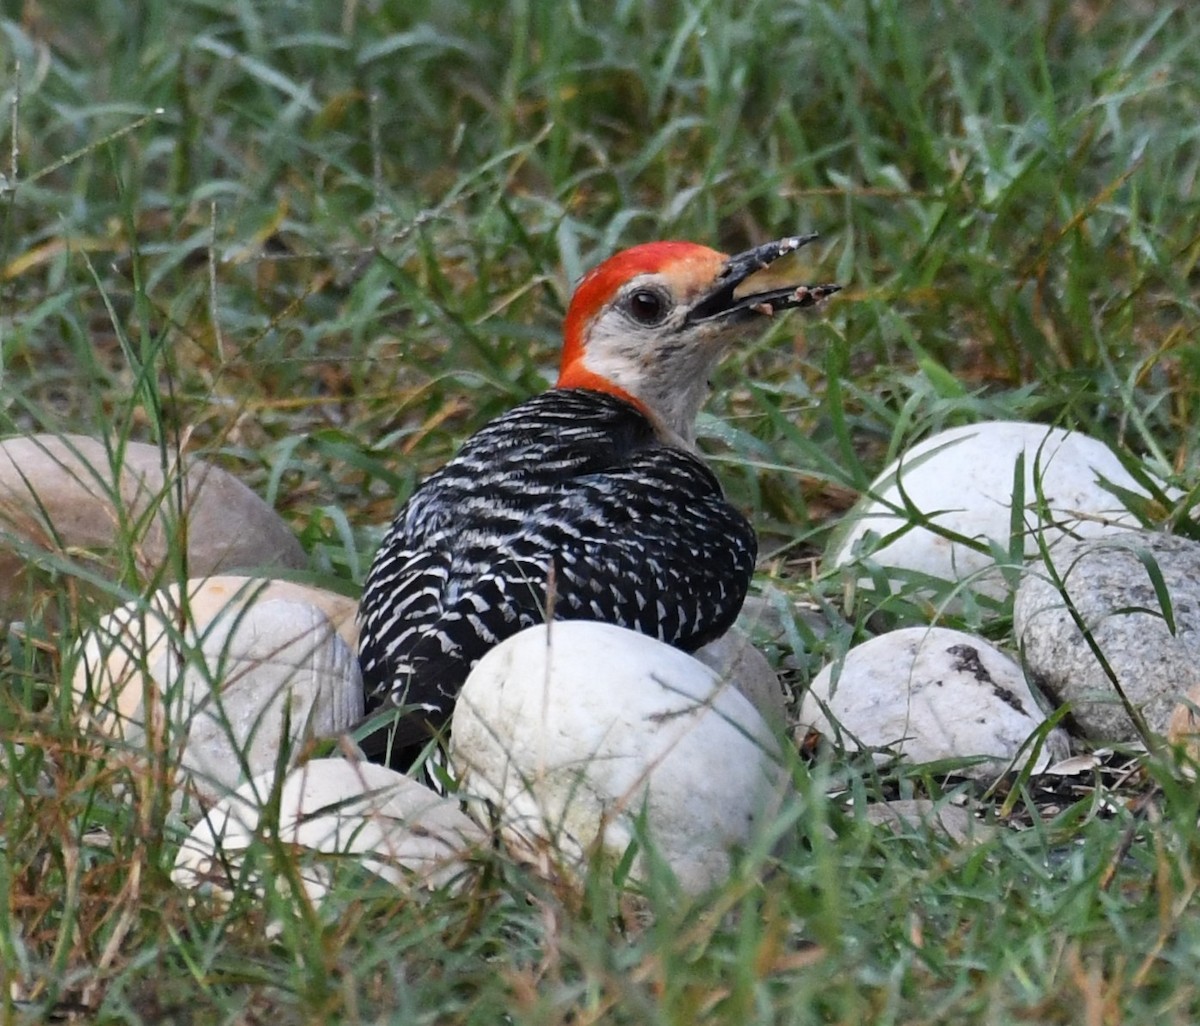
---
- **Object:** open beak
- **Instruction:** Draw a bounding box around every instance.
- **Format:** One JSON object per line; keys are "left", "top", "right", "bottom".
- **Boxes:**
{"left": 687, "top": 234, "right": 840, "bottom": 324}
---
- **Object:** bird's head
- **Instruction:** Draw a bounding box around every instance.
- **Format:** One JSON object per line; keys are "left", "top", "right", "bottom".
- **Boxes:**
{"left": 556, "top": 235, "right": 839, "bottom": 447}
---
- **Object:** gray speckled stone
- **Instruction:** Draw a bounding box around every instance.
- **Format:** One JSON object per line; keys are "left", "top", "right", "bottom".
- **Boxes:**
{"left": 1014, "top": 531, "right": 1200, "bottom": 741}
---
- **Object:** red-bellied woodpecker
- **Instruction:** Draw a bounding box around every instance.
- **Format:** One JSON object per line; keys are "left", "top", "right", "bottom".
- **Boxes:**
{"left": 357, "top": 234, "right": 839, "bottom": 762}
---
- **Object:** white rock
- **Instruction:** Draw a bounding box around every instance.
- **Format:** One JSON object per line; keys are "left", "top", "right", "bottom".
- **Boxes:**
{"left": 449, "top": 622, "right": 785, "bottom": 894}
{"left": 826, "top": 421, "right": 1158, "bottom": 600}
{"left": 172, "top": 760, "right": 483, "bottom": 907}
{"left": 1015, "top": 531, "right": 1200, "bottom": 741}
{"left": 0, "top": 434, "right": 306, "bottom": 615}
{"left": 73, "top": 578, "right": 364, "bottom": 806}
{"left": 799, "top": 626, "right": 1069, "bottom": 780}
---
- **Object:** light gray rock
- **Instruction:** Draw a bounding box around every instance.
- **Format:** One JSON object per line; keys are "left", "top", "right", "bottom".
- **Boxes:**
{"left": 826, "top": 421, "right": 1159, "bottom": 601}
{"left": 736, "top": 587, "right": 848, "bottom": 673}
{"left": 173, "top": 760, "right": 484, "bottom": 908}
{"left": 74, "top": 583, "right": 364, "bottom": 807}
{"left": 694, "top": 627, "right": 788, "bottom": 728}
{"left": 863, "top": 798, "right": 995, "bottom": 846}
{"left": 799, "top": 626, "right": 1069, "bottom": 780}
{"left": 1014, "top": 531, "right": 1200, "bottom": 741}
{"left": 449, "top": 621, "right": 786, "bottom": 894}
{"left": 0, "top": 434, "right": 306, "bottom": 616}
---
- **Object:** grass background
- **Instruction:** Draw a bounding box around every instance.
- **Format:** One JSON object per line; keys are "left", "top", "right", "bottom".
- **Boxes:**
{"left": 2, "top": 0, "right": 1200, "bottom": 1022}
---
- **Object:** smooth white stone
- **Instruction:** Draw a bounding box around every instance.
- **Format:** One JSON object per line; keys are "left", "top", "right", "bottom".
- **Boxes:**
{"left": 800, "top": 626, "right": 1069, "bottom": 780}
{"left": 449, "top": 621, "right": 786, "bottom": 894}
{"left": 827, "top": 421, "right": 1158, "bottom": 600}
{"left": 172, "top": 760, "right": 484, "bottom": 907}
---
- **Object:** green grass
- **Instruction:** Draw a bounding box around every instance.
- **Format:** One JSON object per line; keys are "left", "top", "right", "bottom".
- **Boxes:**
{"left": 2, "top": 0, "right": 1200, "bottom": 1021}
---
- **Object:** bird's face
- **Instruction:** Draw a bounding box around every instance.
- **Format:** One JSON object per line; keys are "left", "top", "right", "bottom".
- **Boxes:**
{"left": 557, "top": 236, "right": 838, "bottom": 446}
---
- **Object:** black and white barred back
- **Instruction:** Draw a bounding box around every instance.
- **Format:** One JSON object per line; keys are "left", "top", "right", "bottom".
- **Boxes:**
{"left": 356, "top": 388, "right": 757, "bottom": 752}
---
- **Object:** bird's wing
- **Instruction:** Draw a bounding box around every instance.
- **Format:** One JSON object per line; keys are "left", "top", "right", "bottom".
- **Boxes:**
{"left": 356, "top": 390, "right": 755, "bottom": 738}
{"left": 529, "top": 447, "right": 756, "bottom": 648}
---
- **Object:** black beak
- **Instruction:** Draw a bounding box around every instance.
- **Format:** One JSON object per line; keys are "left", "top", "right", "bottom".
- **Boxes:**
{"left": 687, "top": 233, "right": 840, "bottom": 323}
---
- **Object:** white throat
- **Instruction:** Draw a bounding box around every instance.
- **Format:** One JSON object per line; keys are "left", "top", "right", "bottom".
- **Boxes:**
{"left": 579, "top": 318, "right": 724, "bottom": 449}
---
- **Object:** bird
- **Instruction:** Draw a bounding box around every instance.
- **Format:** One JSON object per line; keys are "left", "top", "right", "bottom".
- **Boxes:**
{"left": 357, "top": 233, "right": 839, "bottom": 766}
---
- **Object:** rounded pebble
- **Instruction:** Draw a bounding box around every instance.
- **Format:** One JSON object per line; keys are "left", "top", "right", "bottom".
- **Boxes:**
{"left": 0, "top": 434, "right": 306, "bottom": 616}
{"left": 449, "top": 621, "right": 786, "bottom": 894}
{"left": 1015, "top": 531, "right": 1200, "bottom": 741}
{"left": 73, "top": 579, "right": 364, "bottom": 806}
{"left": 799, "top": 626, "right": 1069, "bottom": 780}
{"left": 172, "top": 759, "right": 484, "bottom": 907}
{"left": 827, "top": 421, "right": 1158, "bottom": 600}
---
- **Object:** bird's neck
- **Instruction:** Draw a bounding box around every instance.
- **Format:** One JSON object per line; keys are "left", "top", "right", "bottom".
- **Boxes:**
{"left": 555, "top": 361, "right": 642, "bottom": 413}
{"left": 557, "top": 326, "right": 720, "bottom": 450}
{"left": 553, "top": 372, "right": 704, "bottom": 451}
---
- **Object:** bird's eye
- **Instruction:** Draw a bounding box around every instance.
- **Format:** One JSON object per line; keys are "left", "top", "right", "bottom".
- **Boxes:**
{"left": 625, "top": 288, "right": 669, "bottom": 326}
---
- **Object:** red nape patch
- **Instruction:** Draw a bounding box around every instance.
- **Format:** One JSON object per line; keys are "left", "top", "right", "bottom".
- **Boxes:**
{"left": 554, "top": 361, "right": 645, "bottom": 412}
{"left": 557, "top": 241, "right": 725, "bottom": 378}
